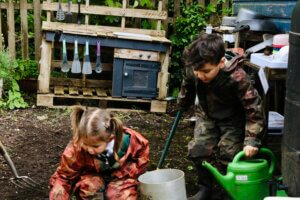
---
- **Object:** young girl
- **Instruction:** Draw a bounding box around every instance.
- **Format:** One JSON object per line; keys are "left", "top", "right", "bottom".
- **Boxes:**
{"left": 49, "top": 106, "right": 149, "bottom": 200}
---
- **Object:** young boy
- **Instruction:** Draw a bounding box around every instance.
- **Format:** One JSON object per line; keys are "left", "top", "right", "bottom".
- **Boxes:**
{"left": 178, "top": 33, "right": 265, "bottom": 200}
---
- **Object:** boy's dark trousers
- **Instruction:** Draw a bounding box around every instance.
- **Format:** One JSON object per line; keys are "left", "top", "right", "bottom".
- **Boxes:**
{"left": 187, "top": 115, "right": 244, "bottom": 200}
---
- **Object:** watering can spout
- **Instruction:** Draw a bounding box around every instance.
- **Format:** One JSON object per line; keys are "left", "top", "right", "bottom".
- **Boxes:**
{"left": 202, "top": 161, "right": 235, "bottom": 199}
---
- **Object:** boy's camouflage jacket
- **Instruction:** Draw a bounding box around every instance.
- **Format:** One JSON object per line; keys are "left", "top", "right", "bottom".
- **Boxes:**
{"left": 178, "top": 55, "right": 265, "bottom": 147}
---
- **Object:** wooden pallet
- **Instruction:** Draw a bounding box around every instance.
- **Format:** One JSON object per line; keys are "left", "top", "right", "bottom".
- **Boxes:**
{"left": 37, "top": 93, "right": 167, "bottom": 113}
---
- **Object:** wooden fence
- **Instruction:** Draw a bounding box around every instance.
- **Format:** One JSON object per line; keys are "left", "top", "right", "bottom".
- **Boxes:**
{"left": 0, "top": 0, "right": 41, "bottom": 60}
{"left": 0, "top": 0, "right": 230, "bottom": 61}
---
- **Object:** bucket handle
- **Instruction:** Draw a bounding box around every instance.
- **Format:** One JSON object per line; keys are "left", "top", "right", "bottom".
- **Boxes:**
{"left": 157, "top": 111, "right": 182, "bottom": 169}
{"left": 232, "top": 148, "right": 276, "bottom": 176}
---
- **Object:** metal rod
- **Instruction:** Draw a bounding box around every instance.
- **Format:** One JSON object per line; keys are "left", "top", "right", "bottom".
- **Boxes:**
{"left": 157, "top": 111, "right": 182, "bottom": 169}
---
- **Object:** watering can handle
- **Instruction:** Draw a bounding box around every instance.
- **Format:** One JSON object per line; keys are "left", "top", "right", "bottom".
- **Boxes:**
{"left": 157, "top": 111, "right": 182, "bottom": 169}
{"left": 232, "top": 148, "right": 276, "bottom": 176}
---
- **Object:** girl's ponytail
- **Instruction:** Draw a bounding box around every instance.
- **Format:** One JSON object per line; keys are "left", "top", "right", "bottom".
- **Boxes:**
{"left": 70, "top": 106, "right": 85, "bottom": 143}
{"left": 109, "top": 116, "right": 124, "bottom": 161}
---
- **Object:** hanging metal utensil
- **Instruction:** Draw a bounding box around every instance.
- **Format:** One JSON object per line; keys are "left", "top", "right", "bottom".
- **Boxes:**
{"left": 71, "top": 39, "right": 81, "bottom": 73}
{"left": 77, "top": 0, "right": 81, "bottom": 25}
{"left": 82, "top": 40, "right": 92, "bottom": 75}
{"left": 95, "top": 41, "right": 102, "bottom": 73}
{"left": 61, "top": 39, "right": 70, "bottom": 72}
{"left": 56, "top": 0, "right": 65, "bottom": 21}
{"left": 65, "top": 0, "right": 72, "bottom": 23}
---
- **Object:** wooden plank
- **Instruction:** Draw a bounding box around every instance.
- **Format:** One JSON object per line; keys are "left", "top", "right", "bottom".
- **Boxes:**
{"left": 156, "top": 1, "right": 162, "bottom": 31}
{"left": 82, "top": 88, "right": 93, "bottom": 96}
{"left": 99, "top": 100, "right": 108, "bottom": 108}
{"left": 20, "top": 0, "right": 29, "bottom": 59}
{"left": 150, "top": 100, "right": 167, "bottom": 113}
{"left": 162, "top": 0, "right": 168, "bottom": 34}
{"left": 47, "top": 0, "right": 51, "bottom": 22}
{"left": 85, "top": 0, "right": 89, "bottom": 25}
{"left": 198, "top": 0, "right": 205, "bottom": 6}
{"left": 209, "top": 0, "right": 218, "bottom": 24}
{"left": 7, "top": 0, "right": 15, "bottom": 59}
{"left": 0, "top": 9, "right": 2, "bottom": 51}
{"left": 41, "top": 2, "right": 168, "bottom": 20}
{"left": 0, "top": 2, "right": 33, "bottom": 9}
{"left": 54, "top": 85, "right": 65, "bottom": 95}
{"left": 33, "top": 0, "right": 42, "bottom": 61}
{"left": 174, "top": 0, "right": 180, "bottom": 18}
{"left": 0, "top": 78, "right": 3, "bottom": 99}
{"left": 158, "top": 49, "right": 170, "bottom": 99}
{"left": 186, "top": 0, "right": 192, "bottom": 6}
{"left": 234, "top": 32, "right": 240, "bottom": 48}
{"left": 37, "top": 94, "right": 53, "bottom": 107}
{"left": 121, "top": 0, "right": 126, "bottom": 28}
{"left": 223, "top": 0, "right": 230, "bottom": 10}
{"left": 96, "top": 88, "right": 107, "bottom": 97}
{"left": 51, "top": 60, "right": 113, "bottom": 71}
{"left": 69, "top": 86, "right": 79, "bottom": 96}
{"left": 38, "top": 39, "right": 52, "bottom": 93}
{"left": 114, "top": 48, "right": 160, "bottom": 62}
{"left": 50, "top": 78, "right": 112, "bottom": 88}
{"left": 40, "top": 93, "right": 151, "bottom": 102}
{"left": 42, "top": 21, "right": 166, "bottom": 38}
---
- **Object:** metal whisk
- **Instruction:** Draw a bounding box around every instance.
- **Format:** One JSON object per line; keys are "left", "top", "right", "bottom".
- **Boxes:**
{"left": 0, "top": 140, "right": 44, "bottom": 191}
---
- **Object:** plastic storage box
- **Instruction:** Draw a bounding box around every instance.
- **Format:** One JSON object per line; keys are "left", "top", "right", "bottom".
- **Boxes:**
{"left": 250, "top": 53, "right": 288, "bottom": 69}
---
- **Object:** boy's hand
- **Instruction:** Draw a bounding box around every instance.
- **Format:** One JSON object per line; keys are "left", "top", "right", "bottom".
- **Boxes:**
{"left": 243, "top": 145, "right": 259, "bottom": 158}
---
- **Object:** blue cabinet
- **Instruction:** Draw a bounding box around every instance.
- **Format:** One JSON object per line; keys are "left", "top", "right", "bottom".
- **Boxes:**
{"left": 112, "top": 59, "right": 161, "bottom": 98}
{"left": 233, "top": 0, "right": 298, "bottom": 32}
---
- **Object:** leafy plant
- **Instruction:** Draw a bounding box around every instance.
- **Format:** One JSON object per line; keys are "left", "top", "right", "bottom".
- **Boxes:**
{"left": 0, "top": 50, "right": 28, "bottom": 109}
{"left": 169, "top": 1, "right": 231, "bottom": 96}
{"left": 16, "top": 59, "right": 39, "bottom": 79}
{"left": 169, "top": 3, "right": 213, "bottom": 95}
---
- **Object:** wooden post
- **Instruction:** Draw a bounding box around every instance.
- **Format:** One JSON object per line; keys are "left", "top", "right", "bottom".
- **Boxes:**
{"left": 34, "top": 0, "right": 42, "bottom": 61}
{"left": 162, "top": 0, "right": 168, "bottom": 34}
{"left": 0, "top": 8, "right": 2, "bottom": 51}
{"left": 47, "top": 0, "right": 51, "bottom": 22}
{"left": 174, "top": 0, "right": 180, "bottom": 19}
{"left": 0, "top": 78, "right": 3, "bottom": 99}
{"left": 121, "top": 0, "right": 126, "bottom": 28}
{"left": 38, "top": 39, "right": 52, "bottom": 93}
{"left": 158, "top": 49, "right": 170, "bottom": 99}
{"left": 20, "top": 0, "right": 29, "bottom": 59}
{"left": 7, "top": 0, "right": 16, "bottom": 59}
{"left": 198, "top": 0, "right": 205, "bottom": 7}
{"left": 85, "top": 0, "right": 89, "bottom": 24}
{"left": 156, "top": 1, "right": 162, "bottom": 31}
{"left": 186, "top": 0, "right": 192, "bottom": 6}
{"left": 234, "top": 32, "right": 240, "bottom": 48}
{"left": 209, "top": 0, "right": 218, "bottom": 25}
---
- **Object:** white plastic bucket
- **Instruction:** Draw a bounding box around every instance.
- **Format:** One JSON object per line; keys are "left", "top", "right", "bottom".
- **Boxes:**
{"left": 138, "top": 168, "right": 187, "bottom": 200}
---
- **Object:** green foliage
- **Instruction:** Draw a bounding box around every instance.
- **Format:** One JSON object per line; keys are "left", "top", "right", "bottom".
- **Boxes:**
{"left": 169, "top": 3, "right": 212, "bottom": 95}
{"left": 169, "top": 1, "right": 231, "bottom": 96}
{"left": 16, "top": 59, "right": 39, "bottom": 79}
{"left": 0, "top": 50, "right": 28, "bottom": 110}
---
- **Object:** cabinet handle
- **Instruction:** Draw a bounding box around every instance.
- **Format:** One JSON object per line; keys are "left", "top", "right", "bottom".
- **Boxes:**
{"left": 148, "top": 55, "right": 151, "bottom": 59}
{"left": 124, "top": 72, "right": 128, "bottom": 77}
{"left": 139, "top": 54, "right": 143, "bottom": 58}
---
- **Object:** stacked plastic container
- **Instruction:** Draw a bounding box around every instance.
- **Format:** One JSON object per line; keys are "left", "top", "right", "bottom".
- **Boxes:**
{"left": 272, "top": 34, "right": 289, "bottom": 53}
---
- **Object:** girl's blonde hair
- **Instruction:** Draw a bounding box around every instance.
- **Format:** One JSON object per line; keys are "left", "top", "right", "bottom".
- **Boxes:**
{"left": 70, "top": 106, "right": 124, "bottom": 160}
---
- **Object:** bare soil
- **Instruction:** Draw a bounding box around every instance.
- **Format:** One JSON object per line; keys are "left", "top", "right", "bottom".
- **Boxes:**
{"left": 0, "top": 98, "right": 199, "bottom": 200}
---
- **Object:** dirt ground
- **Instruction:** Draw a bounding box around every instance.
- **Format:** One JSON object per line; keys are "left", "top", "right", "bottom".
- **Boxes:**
{"left": 0, "top": 96, "right": 200, "bottom": 200}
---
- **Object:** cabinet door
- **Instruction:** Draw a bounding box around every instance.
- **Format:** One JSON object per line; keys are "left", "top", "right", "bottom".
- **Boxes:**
{"left": 122, "top": 60, "right": 160, "bottom": 98}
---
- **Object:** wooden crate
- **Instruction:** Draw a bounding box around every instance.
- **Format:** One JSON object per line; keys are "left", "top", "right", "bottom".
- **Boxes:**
{"left": 37, "top": 92, "right": 167, "bottom": 113}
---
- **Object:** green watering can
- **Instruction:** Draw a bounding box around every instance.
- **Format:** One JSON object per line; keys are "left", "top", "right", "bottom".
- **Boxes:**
{"left": 203, "top": 148, "right": 276, "bottom": 200}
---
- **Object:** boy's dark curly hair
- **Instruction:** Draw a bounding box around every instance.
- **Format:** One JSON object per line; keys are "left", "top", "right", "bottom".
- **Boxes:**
{"left": 183, "top": 33, "right": 225, "bottom": 70}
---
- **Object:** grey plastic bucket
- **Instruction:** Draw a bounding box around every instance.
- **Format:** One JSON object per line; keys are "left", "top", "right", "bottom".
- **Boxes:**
{"left": 138, "top": 168, "right": 187, "bottom": 200}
